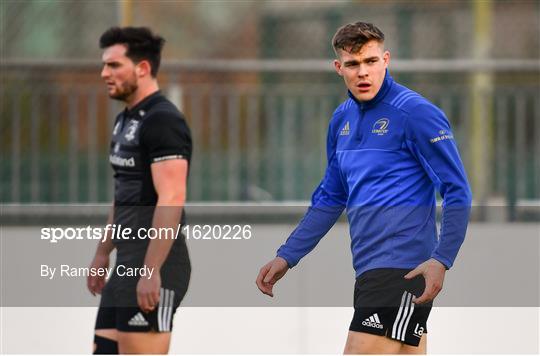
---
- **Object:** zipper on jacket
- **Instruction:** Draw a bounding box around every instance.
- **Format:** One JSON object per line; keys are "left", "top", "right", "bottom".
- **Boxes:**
{"left": 356, "top": 105, "right": 366, "bottom": 143}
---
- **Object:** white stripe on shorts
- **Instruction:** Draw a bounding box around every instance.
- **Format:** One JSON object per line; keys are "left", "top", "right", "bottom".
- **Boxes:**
{"left": 156, "top": 288, "right": 176, "bottom": 332}
{"left": 401, "top": 295, "right": 416, "bottom": 341}
{"left": 158, "top": 288, "right": 164, "bottom": 331}
{"left": 171, "top": 290, "right": 176, "bottom": 331}
{"left": 164, "top": 289, "right": 170, "bottom": 331}
{"left": 392, "top": 292, "right": 416, "bottom": 341}
{"left": 392, "top": 291, "right": 408, "bottom": 339}
{"left": 166, "top": 290, "right": 175, "bottom": 331}
{"left": 396, "top": 292, "right": 413, "bottom": 341}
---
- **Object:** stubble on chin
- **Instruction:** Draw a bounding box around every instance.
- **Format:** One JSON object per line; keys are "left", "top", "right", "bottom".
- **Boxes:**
{"left": 109, "top": 81, "right": 138, "bottom": 101}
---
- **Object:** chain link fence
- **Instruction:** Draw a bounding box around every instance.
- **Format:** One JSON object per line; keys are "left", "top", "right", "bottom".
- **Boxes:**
{"left": 1, "top": 0, "right": 539, "bottom": 212}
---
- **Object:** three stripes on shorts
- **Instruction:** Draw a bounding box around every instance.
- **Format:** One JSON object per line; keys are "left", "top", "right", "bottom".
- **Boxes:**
{"left": 158, "top": 288, "right": 175, "bottom": 332}
{"left": 391, "top": 291, "right": 416, "bottom": 341}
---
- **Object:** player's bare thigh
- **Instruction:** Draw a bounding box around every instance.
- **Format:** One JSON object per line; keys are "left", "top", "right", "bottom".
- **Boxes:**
{"left": 344, "top": 331, "right": 427, "bottom": 354}
{"left": 95, "top": 328, "right": 118, "bottom": 340}
{"left": 399, "top": 333, "right": 426, "bottom": 354}
{"left": 117, "top": 331, "right": 172, "bottom": 354}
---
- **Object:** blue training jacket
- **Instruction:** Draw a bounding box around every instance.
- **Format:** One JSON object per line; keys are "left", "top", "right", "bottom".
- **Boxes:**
{"left": 277, "top": 71, "right": 472, "bottom": 277}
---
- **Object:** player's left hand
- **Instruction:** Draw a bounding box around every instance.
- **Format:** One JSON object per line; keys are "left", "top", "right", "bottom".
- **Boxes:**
{"left": 404, "top": 258, "right": 446, "bottom": 304}
{"left": 137, "top": 273, "right": 161, "bottom": 313}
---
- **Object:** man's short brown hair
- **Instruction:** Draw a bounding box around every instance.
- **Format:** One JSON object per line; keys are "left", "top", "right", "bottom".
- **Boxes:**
{"left": 332, "top": 22, "right": 385, "bottom": 56}
{"left": 99, "top": 27, "right": 165, "bottom": 77}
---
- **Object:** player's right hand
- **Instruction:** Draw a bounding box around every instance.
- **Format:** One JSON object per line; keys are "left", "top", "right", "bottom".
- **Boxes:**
{"left": 255, "top": 257, "right": 289, "bottom": 297}
{"left": 87, "top": 253, "right": 109, "bottom": 296}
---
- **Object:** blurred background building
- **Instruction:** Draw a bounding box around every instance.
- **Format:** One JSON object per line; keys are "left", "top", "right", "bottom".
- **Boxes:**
{"left": 1, "top": 0, "right": 539, "bottom": 219}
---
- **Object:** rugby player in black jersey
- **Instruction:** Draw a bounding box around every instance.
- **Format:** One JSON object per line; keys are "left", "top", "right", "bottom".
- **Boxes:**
{"left": 87, "top": 27, "right": 192, "bottom": 354}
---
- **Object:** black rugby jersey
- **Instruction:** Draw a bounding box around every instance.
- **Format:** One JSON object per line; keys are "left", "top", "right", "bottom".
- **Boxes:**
{"left": 109, "top": 91, "right": 192, "bottom": 242}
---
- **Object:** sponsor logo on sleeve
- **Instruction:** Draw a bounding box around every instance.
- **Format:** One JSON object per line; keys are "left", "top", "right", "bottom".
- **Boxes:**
{"left": 430, "top": 129, "right": 454, "bottom": 143}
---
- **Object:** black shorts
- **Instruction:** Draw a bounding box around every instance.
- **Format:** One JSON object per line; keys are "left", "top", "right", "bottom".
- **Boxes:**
{"left": 95, "top": 240, "right": 190, "bottom": 333}
{"left": 349, "top": 268, "right": 432, "bottom": 347}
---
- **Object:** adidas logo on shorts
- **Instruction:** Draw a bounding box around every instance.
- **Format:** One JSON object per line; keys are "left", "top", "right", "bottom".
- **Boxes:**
{"left": 362, "top": 313, "right": 383, "bottom": 329}
{"left": 128, "top": 312, "right": 149, "bottom": 327}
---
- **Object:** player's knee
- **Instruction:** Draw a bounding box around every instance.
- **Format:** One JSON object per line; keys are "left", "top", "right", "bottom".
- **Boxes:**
{"left": 93, "top": 335, "right": 118, "bottom": 354}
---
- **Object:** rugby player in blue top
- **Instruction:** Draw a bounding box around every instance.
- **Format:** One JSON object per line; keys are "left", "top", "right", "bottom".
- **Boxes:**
{"left": 256, "top": 22, "right": 472, "bottom": 354}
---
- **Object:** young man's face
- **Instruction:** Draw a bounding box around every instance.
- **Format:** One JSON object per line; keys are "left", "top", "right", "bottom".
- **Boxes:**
{"left": 334, "top": 40, "right": 390, "bottom": 102}
{"left": 101, "top": 44, "right": 139, "bottom": 101}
